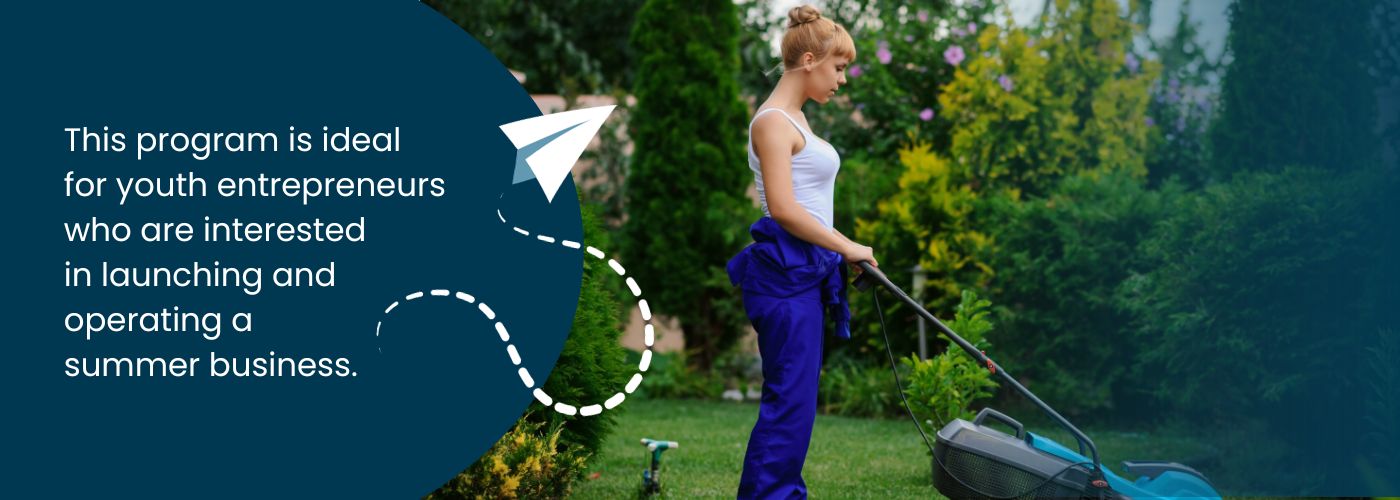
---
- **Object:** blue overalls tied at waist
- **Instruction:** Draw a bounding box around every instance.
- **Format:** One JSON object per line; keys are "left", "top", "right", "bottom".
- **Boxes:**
{"left": 726, "top": 216, "right": 851, "bottom": 340}
{"left": 728, "top": 216, "right": 851, "bottom": 499}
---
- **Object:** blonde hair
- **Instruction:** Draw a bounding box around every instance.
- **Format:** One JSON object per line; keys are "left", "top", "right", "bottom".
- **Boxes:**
{"left": 781, "top": 5, "right": 856, "bottom": 71}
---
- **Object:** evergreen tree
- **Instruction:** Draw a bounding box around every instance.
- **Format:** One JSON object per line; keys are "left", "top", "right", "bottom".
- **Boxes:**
{"left": 1208, "top": 0, "right": 1380, "bottom": 177}
{"left": 526, "top": 203, "right": 629, "bottom": 457}
{"left": 624, "top": 0, "right": 755, "bottom": 369}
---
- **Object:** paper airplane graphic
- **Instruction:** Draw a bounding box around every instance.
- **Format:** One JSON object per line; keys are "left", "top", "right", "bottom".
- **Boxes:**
{"left": 499, "top": 105, "right": 616, "bottom": 203}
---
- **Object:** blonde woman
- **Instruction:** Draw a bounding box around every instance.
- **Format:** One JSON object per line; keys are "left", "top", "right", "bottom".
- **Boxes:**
{"left": 725, "top": 5, "right": 877, "bottom": 498}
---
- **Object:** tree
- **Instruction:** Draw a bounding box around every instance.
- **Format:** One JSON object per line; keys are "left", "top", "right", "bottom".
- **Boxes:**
{"left": 1207, "top": 0, "right": 1380, "bottom": 177}
{"left": 624, "top": 0, "right": 755, "bottom": 370}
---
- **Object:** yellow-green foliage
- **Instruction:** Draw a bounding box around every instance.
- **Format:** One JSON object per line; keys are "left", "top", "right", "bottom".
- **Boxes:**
{"left": 943, "top": 0, "right": 1158, "bottom": 193}
{"left": 857, "top": 0, "right": 1157, "bottom": 312}
{"left": 857, "top": 140, "right": 998, "bottom": 313}
{"left": 426, "top": 416, "right": 588, "bottom": 500}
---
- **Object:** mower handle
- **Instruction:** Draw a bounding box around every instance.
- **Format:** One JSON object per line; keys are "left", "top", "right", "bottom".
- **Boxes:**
{"left": 973, "top": 408, "right": 1025, "bottom": 439}
{"left": 851, "top": 260, "right": 886, "bottom": 292}
{"left": 851, "top": 260, "right": 1103, "bottom": 474}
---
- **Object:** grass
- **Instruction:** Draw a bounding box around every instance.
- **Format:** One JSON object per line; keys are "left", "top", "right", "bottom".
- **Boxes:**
{"left": 568, "top": 398, "right": 1225, "bottom": 499}
{"left": 570, "top": 398, "right": 935, "bottom": 498}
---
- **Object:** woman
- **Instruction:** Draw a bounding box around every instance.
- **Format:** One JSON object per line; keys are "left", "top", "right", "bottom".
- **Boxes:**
{"left": 725, "top": 5, "right": 878, "bottom": 499}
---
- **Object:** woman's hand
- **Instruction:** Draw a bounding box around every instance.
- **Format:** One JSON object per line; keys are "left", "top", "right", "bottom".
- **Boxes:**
{"left": 841, "top": 242, "right": 879, "bottom": 271}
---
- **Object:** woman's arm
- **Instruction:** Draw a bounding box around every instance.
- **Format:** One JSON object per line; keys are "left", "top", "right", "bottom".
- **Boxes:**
{"left": 752, "top": 112, "right": 853, "bottom": 256}
{"left": 831, "top": 227, "right": 878, "bottom": 267}
{"left": 831, "top": 227, "right": 855, "bottom": 246}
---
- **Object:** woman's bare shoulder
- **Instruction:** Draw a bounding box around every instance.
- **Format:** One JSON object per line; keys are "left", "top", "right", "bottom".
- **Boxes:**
{"left": 751, "top": 110, "right": 801, "bottom": 151}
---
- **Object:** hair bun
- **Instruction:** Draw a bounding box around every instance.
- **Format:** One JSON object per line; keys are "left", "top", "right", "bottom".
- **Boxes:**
{"left": 787, "top": 5, "right": 822, "bottom": 28}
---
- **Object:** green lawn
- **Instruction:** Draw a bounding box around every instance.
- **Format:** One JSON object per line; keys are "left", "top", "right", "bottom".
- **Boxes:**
{"left": 570, "top": 398, "right": 934, "bottom": 498}
{"left": 568, "top": 398, "right": 1223, "bottom": 499}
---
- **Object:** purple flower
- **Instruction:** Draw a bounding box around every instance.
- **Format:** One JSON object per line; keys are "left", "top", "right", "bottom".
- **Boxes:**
{"left": 905, "top": 35, "right": 915, "bottom": 42}
{"left": 1175, "top": 115, "right": 1187, "bottom": 132}
{"left": 1026, "top": 38, "right": 1035, "bottom": 48}
{"left": 877, "top": 40, "right": 892, "bottom": 64}
{"left": 1124, "top": 52, "right": 1139, "bottom": 73}
{"left": 1168, "top": 77, "right": 1180, "bottom": 90}
{"left": 968, "top": 22, "right": 978, "bottom": 34}
{"left": 952, "top": 27, "right": 967, "bottom": 37}
{"left": 848, "top": 64, "right": 863, "bottom": 78}
{"left": 998, "top": 74, "right": 1014, "bottom": 92}
{"left": 855, "top": 102, "right": 866, "bottom": 111}
{"left": 917, "top": 10, "right": 929, "bottom": 23}
{"left": 919, "top": 108, "right": 935, "bottom": 121}
{"left": 1145, "top": 116, "right": 1155, "bottom": 127}
{"left": 943, "top": 45, "right": 966, "bottom": 66}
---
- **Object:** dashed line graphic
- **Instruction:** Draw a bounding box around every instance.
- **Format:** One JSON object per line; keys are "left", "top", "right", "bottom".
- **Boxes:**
{"left": 376, "top": 197, "right": 653, "bottom": 417}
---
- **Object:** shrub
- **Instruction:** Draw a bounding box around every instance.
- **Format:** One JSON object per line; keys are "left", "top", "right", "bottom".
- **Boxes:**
{"left": 1358, "top": 328, "right": 1400, "bottom": 492}
{"left": 850, "top": 139, "right": 998, "bottom": 360}
{"left": 817, "top": 290, "right": 998, "bottom": 423}
{"left": 1140, "top": 0, "right": 1222, "bottom": 189}
{"left": 802, "top": 1, "right": 1000, "bottom": 157}
{"left": 523, "top": 204, "right": 631, "bottom": 458}
{"left": 983, "top": 170, "right": 1180, "bottom": 418}
{"left": 939, "top": 0, "right": 1157, "bottom": 197}
{"left": 426, "top": 415, "right": 589, "bottom": 500}
{"left": 628, "top": 350, "right": 725, "bottom": 400}
{"left": 901, "top": 290, "right": 999, "bottom": 435}
{"left": 818, "top": 355, "right": 907, "bottom": 419}
{"left": 1113, "top": 165, "right": 1390, "bottom": 494}
{"left": 1115, "top": 166, "right": 1381, "bottom": 417}
{"left": 853, "top": 0, "right": 1157, "bottom": 358}
{"left": 431, "top": 205, "right": 631, "bottom": 497}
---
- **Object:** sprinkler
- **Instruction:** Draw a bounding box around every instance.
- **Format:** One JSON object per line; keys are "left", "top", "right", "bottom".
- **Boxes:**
{"left": 638, "top": 438, "right": 678, "bottom": 497}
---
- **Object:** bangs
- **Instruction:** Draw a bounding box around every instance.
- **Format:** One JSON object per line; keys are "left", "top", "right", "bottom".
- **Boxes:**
{"left": 830, "top": 27, "right": 857, "bottom": 62}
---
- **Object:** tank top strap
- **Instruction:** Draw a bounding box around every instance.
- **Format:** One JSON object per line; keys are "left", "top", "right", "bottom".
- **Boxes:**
{"left": 751, "top": 107, "right": 813, "bottom": 139}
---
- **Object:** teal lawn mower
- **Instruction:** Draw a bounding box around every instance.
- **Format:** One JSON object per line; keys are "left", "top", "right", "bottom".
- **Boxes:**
{"left": 852, "top": 261, "right": 1221, "bottom": 500}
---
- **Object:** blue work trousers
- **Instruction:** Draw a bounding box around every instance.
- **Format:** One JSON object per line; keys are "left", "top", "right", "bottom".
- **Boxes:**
{"left": 727, "top": 217, "right": 849, "bottom": 499}
{"left": 736, "top": 286, "right": 825, "bottom": 499}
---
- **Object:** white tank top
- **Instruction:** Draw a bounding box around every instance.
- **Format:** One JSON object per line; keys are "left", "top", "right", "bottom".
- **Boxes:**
{"left": 748, "top": 108, "right": 841, "bottom": 228}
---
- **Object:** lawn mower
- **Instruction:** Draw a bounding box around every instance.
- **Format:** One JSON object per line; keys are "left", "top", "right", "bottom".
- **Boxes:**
{"left": 851, "top": 261, "right": 1221, "bottom": 500}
